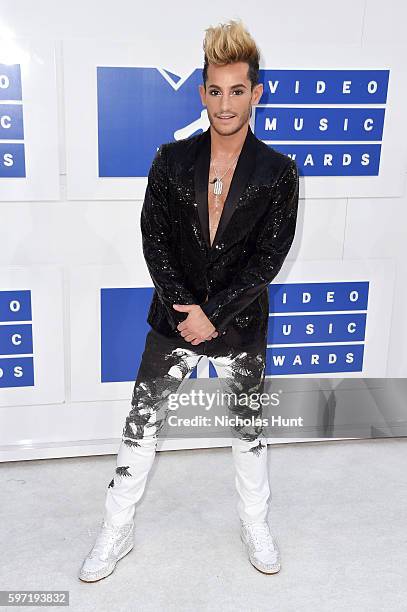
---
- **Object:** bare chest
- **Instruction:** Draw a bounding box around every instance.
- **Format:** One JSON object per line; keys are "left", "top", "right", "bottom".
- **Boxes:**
{"left": 207, "top": 171, "right": 235, "bottom": 246}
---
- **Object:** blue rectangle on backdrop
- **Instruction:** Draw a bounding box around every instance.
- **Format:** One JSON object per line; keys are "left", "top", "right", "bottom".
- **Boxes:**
{"left": 259, "top": 70, "right": 389, "bottom": 104}
{"left": 0, "top": 324, "right": 33, "bottom": 354}
{"left": 268, "top": 282, "right": 369, "bottom": 313}
{"left": 0, "top": 64, "right": 23, "bottom": 100}
{"left": 270, "top": 144, "right": 381, "bottom": 176}
{"left": 255, "top": 107, "right": 385, "bottom": 141}
{"left": 0, "top": 143, "right": 26, "bottom": 177}
{"left": 0, "top": 356, "right": 34, "bottom": 387}
{"left": 96, "top": 66, "right": 388, "bottom": 179}
{"left": 267, "top": 313, "right": 367, "bottom": 344}
{"left": 266, "top": 344, "right": 365, "bottom": 375}
{"left": 100, "top": 284, "right": 370, "bottom": 381}
{"left": 0, "top": 290, "right": 32, "bottom": 321}
{"left": 97, "top": 66, "right": 204, "bottom": 177}
{"left": 101, "top": 286, "right": 155, "bottom": 383}
{"left": 0, "top": 104, "right": 24, "bottom": 139}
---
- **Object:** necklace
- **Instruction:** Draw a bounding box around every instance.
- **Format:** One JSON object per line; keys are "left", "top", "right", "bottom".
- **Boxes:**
{"left": 209, "top": 153, "right": 240, "bottom": 210}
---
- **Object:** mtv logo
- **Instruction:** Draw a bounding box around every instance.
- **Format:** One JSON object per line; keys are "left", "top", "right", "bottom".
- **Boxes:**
{"left": 97, "top": 67, "right": 209, "bottom": 177}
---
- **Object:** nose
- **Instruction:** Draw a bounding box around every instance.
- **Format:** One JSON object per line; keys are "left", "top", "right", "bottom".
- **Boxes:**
{"left": 219, "top": 106, "right": 234, "bottom": 115}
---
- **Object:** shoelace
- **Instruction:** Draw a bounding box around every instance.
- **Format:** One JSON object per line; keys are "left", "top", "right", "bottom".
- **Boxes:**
{"left": 244, "top": 521, "right": 275, "bottom": 552}
{"left": 92, "top": 522, "right": 122, "bottom": 560}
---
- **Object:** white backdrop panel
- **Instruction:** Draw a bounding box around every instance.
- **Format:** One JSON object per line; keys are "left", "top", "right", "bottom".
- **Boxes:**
{"left": 64, "top": 40, "right": 407, "bottom": 201}
{"left": 0, "top": 265, "right": 65, "bottom": 406}
{"left": 70, "top": 259, "right": 394, "bottom": 404}
{"left": 0, "top": 39, "right": 60, "bottom": 201}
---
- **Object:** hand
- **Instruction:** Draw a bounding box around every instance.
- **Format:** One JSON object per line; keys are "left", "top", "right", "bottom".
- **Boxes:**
{"left": 172, "top": 304, "right": 219, "bottom": 345}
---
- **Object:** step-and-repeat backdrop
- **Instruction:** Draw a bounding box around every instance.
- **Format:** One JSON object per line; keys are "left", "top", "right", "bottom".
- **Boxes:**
{"left": 1, "top": 37, "right": 406, "bottom": 460}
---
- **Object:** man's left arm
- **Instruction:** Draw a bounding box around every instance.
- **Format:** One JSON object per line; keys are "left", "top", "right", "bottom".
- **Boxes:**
{"left": 200, "top": 159, "right": 299, "bottom": 334}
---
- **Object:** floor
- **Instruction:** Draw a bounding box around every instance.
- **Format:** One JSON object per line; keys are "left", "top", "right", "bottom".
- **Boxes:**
{"left": 0, "top": 437, "right": 406, "bottom": 612}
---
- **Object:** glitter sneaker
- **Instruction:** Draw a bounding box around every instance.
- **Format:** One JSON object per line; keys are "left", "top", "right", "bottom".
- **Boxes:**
{"left": 78, "top": 519, "right": 134, "bottom": 582}
{"left": 240, "top": 519, "right": 281, "bottom": 574}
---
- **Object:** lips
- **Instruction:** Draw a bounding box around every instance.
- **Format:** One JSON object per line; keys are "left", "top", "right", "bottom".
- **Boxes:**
{"left": 218, "top": 115, "right": 235, "bottom": 119}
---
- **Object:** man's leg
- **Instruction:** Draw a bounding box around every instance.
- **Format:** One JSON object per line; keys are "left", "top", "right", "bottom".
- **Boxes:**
{"left": 207, "top": 343, "right": 270, "bottom": 524}
{"left": 79, "top": 329, "right": 206, "bottom": 582}
{"left": 104, "top": 328, "right": 205, "bottom": 526}
{"left": 206, "top": 342, "right": 281, "bottom": 575}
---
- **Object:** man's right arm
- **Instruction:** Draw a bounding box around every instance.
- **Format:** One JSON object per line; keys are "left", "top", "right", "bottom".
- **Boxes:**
{"left": 140, "top": 144, "right": 198, "bottom": 331}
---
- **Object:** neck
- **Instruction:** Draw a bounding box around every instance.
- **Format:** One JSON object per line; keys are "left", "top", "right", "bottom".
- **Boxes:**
{"left": 210, "top": 123, "right": 249, "bottom": 160}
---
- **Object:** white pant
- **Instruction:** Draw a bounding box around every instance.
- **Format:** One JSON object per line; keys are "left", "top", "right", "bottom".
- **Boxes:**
{"left": 103, "top": 332, "right": 271, "bottom": 526}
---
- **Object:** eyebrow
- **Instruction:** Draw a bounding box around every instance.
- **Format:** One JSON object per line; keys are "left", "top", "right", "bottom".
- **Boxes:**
{"left": 208, "top": 83, "right": 248, "bottom": 89}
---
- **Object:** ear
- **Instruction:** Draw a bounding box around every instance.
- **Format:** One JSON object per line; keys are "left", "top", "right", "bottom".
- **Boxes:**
{"left": 252, "top": 83, "right": 263, "bottom": 105}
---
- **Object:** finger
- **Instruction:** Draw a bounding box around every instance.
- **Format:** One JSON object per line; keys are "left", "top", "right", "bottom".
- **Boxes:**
{"left": 184, "top": 334, "right": 196, "bottom": 342}
{"left": 206, "top": 332, "right": 219, "bottom": 340}
{"left": 179, "top": 329, "right": 192, "bottom": 337}
{"left": 177, "top": 323, "right": 193, "bottom": 333}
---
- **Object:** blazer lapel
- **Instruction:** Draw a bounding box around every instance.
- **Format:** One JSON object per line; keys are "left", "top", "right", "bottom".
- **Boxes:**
{"left": 193, "top": 124, "right": 258, "bottom": 252}
{"left": 194, "top": 128, "right": 211, "bottom": 250}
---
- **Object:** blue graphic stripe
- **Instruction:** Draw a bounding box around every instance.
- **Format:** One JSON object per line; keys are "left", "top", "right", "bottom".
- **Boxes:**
{"left": 266, "top": 344, "right": 364, "bottom": 374}
{"left": 268, "top": 282, "right": 369, "bottom": 312}
{"left": 0, "top": 357, "right": 34, "bottom": 387}
{"left": 0, "top": 324, "right": 33, "bottom": 354}
{"left": 267, "top": 313, "right": 367, "bottom": 344}
{"left": 269, "top": 144, "right": 381, "bottom": 175}
{"left": 256, "top": 107, "right": 385, "bottom": 140}
{"left": 259, "top": 69, "right": 389, "bottom": 104}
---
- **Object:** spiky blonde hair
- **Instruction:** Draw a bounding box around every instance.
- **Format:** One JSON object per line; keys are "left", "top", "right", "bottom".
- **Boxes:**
{"left": 202, "top": 19, "right": 260, "bottom": 89}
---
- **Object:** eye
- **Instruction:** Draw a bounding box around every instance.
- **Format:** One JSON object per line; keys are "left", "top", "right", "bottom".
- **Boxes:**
{"left": 208, "top": 89, "right": 244, "bottom": 96}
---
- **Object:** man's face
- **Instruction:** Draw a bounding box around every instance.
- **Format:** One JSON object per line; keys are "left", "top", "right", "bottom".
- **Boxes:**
{"left": 199, "top": 61, "right": 263, "bottom": 137}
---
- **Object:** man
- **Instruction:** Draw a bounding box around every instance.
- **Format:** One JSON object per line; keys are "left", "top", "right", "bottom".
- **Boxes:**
{"left": 79, "top": 19, "right": 299, "bottom": 581}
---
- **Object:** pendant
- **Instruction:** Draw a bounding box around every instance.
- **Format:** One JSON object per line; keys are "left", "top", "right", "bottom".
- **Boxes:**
{"left": 213, "top": 178, "right": 223, "bottom": 195}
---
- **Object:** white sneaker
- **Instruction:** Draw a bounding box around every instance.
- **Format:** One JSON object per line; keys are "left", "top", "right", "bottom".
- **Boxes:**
{"left": 78, "top": 519, "right": 134, "bottom": 582}
{"left": 240, "top": 519, "right": 281, "bottom": 574}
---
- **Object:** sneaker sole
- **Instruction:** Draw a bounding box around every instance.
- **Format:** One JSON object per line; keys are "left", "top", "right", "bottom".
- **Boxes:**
{"left": 78, "top": 541, "right": 134, "bottom": 583}
{"left": 240, "top": 532, "right": 281, "bottom": 575}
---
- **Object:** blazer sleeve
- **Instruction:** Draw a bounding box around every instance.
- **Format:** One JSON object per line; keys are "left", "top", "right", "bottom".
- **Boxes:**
{"left": 200, "top": 159, "right": 300, "bottom": 334}
{"left": 140, "top": 144, "right": 198, "bottom": 330}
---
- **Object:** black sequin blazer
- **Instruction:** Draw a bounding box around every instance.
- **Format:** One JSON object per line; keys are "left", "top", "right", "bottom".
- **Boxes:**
{"left": 140, "top": 124, "right": 300, "bottom": 348}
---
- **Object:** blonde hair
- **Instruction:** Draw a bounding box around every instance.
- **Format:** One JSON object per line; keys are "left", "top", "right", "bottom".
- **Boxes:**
{"left": 202, "top": 19, "right": 260, "bottom": 89}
